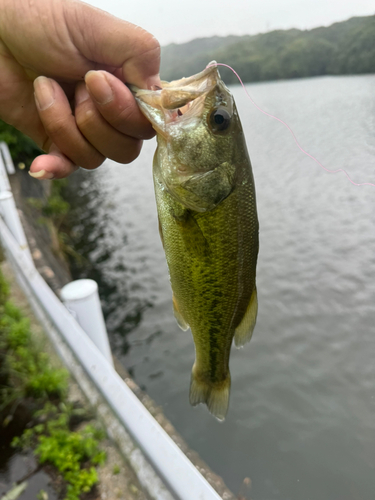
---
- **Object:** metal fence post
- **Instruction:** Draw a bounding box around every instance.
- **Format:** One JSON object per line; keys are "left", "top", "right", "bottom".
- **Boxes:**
{"left": 60, "top": 279, "right": 113, "bottom": 366}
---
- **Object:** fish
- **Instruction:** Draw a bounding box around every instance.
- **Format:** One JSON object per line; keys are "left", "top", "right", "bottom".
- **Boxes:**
{"left": 133, "top": 62, "right": 259, "bottom": 420}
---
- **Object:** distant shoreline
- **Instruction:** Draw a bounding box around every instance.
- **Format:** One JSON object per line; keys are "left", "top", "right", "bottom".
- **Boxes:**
{"left": 160, "top": 15, "right": 375, "bottom": 84}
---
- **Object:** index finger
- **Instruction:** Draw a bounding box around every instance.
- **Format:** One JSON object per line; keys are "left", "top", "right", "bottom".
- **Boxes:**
{"left": 65, "top": 1, "right": 161, "bottom": 89}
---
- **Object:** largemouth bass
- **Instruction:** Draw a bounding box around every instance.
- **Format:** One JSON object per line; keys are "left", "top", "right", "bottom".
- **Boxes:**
{"left": 134, "top": 62, "right": 259, "bottom": 420}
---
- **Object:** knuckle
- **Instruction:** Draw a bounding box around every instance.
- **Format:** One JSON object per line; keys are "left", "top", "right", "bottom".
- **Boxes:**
{"left": 76, "top": 106, "right": 96, "bottom": 131}
{"left": 45, "top": 117, "right": 69, "bottom": 138}
{"left": 79, "top": 154, "right": 105, "bottom": 170}
{"left": 130, "top": 28, "right": 160, "bottom": 60}
{"left": 140, "top": 127, "right": 156, "bottom": 140}
{"left": 138, "top": 32, "right": 161, "bottom": 59}
{"left": 122, "top": 140, "right": 142, "bottom": 164}
{"left": 143, "top": 33, "right": 161, "bottom": 57}
{"left": 107, "top": 139, "right": 142, "bottom": 164}
{"left": 111, "top": 101, "right": 137, "bottom": 130}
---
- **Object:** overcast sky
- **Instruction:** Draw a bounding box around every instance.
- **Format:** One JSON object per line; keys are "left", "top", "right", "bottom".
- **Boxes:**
{"left": 84, "top": 0, "right": 374, "bottom": 46}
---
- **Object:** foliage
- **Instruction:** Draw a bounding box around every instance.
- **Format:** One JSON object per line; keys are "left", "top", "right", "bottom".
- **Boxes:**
{"left": 28, "top": 179, "right": 70, "bottom": 227}
{"left": 13, "top": 402, "right": 106, "bottom": 500}
{"left": 0, "top": 295, "right": 68, "bottom": 402}
{"left": 0, "top": 269, "right": 106, "bottom": 499}
{"left": 0, "top": 267, "right": 10, "bottom": 303}
{"left": 160, "top": 15, "right": 375, "bottom": 84}
{"left": 27, "top": 179, "right": 80, "bottom": 262}
{"left": 0, "top": 119, "right": 41, "bottom": 167}
{"left": 0, "top": 119, "right": 74, "bottom": 262}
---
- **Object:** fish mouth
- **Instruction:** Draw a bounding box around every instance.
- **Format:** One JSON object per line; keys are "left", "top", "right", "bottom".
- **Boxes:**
{"left": 131, "top": 61, "right": 221, "bottom": 138}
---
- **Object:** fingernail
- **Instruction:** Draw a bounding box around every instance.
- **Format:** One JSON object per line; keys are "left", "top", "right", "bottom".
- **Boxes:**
{"left": 75, "top": 82, "right": 90, "bottom": 105}
{"left": 34, "top": 77, "right": 55, "bottom": 110}
{"left": 147, "top": 74, "right": 161, "bottom": 90}
{"left": 29, "top": 170, "right": 54, "bottom": 180}
{"left": 85, "top": 71, "right": 113, "bottom": 104}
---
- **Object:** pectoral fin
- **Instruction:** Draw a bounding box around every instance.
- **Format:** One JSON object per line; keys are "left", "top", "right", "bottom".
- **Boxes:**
{"left": 173, "top": 295, "right": 189, "bottom": 331}
{"left": 234, "top": 286, "right": 258, "bottom": 348}
{"left": 172, "top": 207, "right": 209, "bottom": 257}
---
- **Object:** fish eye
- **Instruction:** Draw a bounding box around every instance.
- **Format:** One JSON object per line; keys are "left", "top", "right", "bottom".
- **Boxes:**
{"left": 208, "top": 108, "right": 231, "bottom": 132}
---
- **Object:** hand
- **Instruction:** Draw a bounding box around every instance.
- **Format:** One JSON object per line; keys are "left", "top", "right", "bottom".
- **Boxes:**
{"left": 0, "top": 0, "right": 160, "bottom": 179}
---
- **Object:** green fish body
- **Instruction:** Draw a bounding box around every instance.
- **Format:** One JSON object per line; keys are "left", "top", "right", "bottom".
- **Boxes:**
{"left": 134, "top": 63, "right": 259, "bottom": 420}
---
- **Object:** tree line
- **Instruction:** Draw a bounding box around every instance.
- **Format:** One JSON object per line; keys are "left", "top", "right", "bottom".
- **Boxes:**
{"left": 160, "top": 15, "right": 375, "bottom": 84}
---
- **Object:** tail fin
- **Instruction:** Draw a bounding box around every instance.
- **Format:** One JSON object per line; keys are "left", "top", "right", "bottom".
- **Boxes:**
{"left": 189, "top": 370, "right": 231, "bottom": 421}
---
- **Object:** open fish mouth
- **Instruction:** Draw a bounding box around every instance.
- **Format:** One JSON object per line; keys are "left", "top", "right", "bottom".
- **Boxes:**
{"left": 130, "top": 62, "right": 222, "bottom": 137}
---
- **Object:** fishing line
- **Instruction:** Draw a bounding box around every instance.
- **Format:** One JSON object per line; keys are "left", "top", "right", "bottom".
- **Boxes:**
{"left": 207, "top": 63, "right": 375, "bottom": 188}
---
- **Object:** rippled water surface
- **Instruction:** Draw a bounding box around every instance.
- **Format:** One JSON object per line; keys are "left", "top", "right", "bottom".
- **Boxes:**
{"left": 66, "top": 75, "right": 375, "bottom": 499}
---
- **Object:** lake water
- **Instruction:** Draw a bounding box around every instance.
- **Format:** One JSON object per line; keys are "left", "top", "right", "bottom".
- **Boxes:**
{"left": 66, "top": 74, "right": 375, "bottom": 500}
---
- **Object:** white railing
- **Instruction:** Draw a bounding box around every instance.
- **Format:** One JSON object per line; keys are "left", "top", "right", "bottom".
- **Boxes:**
{"left": 0, "top": 141, "right": 15, "bottom": 176}
{"left": 0, "top": 143, "right": 224, "bottom": 500}
{"left": 0, "top": 141, "right": 13, "bottom": 190}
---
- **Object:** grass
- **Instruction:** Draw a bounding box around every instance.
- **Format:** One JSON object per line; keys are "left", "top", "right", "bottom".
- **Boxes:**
{"left": 0, "top": 119, "right": 107, "bottom": 499}
{"left": 0, "top": 265, "right": 106, "bottom": 500}
{"left": 13, "top": 402, "right": 106, "bottom": 500}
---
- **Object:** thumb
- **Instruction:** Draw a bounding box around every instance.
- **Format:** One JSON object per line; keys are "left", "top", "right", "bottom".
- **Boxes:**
{"left": 65, "top": 0, "right": 160, "bottom": 89}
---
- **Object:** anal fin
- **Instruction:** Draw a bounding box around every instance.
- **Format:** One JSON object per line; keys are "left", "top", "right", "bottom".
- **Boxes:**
{"left": 234, "top": 286, "right": 258, "bottom": 348}
{"left": 172, "top": 295, "right": 189, "bottom": 331}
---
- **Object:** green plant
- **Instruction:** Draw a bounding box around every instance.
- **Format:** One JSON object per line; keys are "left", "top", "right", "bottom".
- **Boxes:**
{"left": 0, "top": 119, "right": 41, "bottom": 167}
{"left": 0, "top": 268, "right": 9, "bottom": 303}
{"left": 14, "top": 403, "right": 106, "bottom": 500}
{"left": 27, "top": 180, "right": 81, "bottom": 263}
{"left": 0, "top": 267, "right": 69, "bottom": 434}
{"left": 28, "top": 180, "right": 70, "bottom": 228}
{"left": 0, "top": 262, "right": 106, "bottom": 500}
{"left": 0, "top": 296, "right": 68, "bottom": 402}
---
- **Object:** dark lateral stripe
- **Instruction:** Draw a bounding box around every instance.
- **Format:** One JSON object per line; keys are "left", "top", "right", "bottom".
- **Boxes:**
{"left": 208, "top": 325, "right": 221, "bottom": 381}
